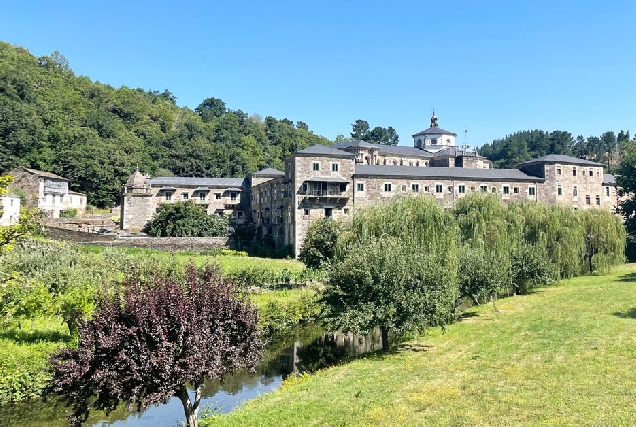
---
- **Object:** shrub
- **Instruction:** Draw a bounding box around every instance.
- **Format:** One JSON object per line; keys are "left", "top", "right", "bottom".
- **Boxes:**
{"left": 143, "top": 200, "right": 229, "bottom": 237}
{"left": 299, "top": 218, "right": 342, "bottom": 268}
{"left": 59, "top": 208, "right": 78, "bottom": 218}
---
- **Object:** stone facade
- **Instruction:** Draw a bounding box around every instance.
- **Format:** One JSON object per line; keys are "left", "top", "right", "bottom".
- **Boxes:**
{"left": 6, "top": 167, "right": 87, "bottom": 218}
{"left": 120, "top": 117, "right": 619, "bottom": 256}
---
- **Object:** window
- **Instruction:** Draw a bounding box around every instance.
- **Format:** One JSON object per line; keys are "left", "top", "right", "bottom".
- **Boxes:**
{"left": 182, "top": 193, "right": 189, "bottom": 200}
{"left": 302, "top": 183, "right": 308, "bottom": 193}
{"left": 585, "top": 195, "right": 591, "bottom": 205}
{"left": 458, "top": 185, "right": 466, "bottom": 194}
{"left": 304, "top": 209, "right": 310, "bottom": 216}
{"left": 503, "top": 185, "right": 510, "bottom": 195}
{"left": 424, "top": 186, "right": 429, "bottom": 192}
{"left": 230, "top": 192, "right": 237, "bottom": 202}
{"left": 513, "top": 187, "right": 520, "bottom": 194}
{"left": 557, "top": 185, "right": 562, "bottom": 196}
{"left": 331, "top": 163, "right": 339, "bottom": 172}
{"left": 435, "top": 184, "right": 443, "bottom": 193}
{"left": 411, "top": 183, "right": 419, "bottom": 192}
{"left": 606, "top": 187, "right": 610, "bottom": 197}
{"left": 480, "top": 185, "right": 488, "bottom": 192}
{"left": 344, "top": 208, "right": 349, "bottom": 215}
{"left": 431, "top": 138, "right": 438, "bottom": 145}
{"left": 357, "top": 182, "right": 365, "bottom": 192}
{"left": 491, "top": 187, "right": 497, "bottom": 193}
{"left": 557, "top": 168, "right": 562, "bottom": 175}
{"left": 573, "top": 186, "right": 578, "bottom": 197}
{"left": 166, "top": 192, "right": 172, "bottom": 201}
{"left": 312, "top": 162, "right": 320, "bottom": 171}
{"left": 573, "top": 168, "right": 577, "bottom": 177}
{"left": 237, "top": 211, "right": 243, "bottom": 219}
{"left": 589, "top": 170, "right": 593, "bottom": 177}
{"left": 199, "top": 193, "right": 206, "bottom": 201}
{"left": 595, "top": 195, "right": 600, "bottom": 205}
{"left": 401, "top": 184, "right": 407, "bottom": 192}
{"left": 384, "top": 183, "right": 392, "bottom": 192}
{"left": 529, "top": 187, "right": 536, "bottom": 196}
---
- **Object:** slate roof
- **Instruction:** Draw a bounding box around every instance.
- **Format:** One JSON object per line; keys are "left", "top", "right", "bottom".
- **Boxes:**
{"left": 376, "top": 145, "right": 434, "bottom": 157}
{"left": 252, "top": 168, "right": 285, "bottom": 177}
{"left": 354, "top": 165, "right": 543, "bottom": 182}
{"left": 412, "top": 127, "right": 458, "bottom": 137}
{"left": 294, "top": 144, "right": 356, "bottom": 158}
{"left": 21, "top": 167, "right": 69, "bottom": 181}
{"left": 331, "top": 140, "right": 377, "bottom": 149}
{"left": 603, "top": 174, "right": 617, "bottom": 186}
{"left": 149, "top": 177, "right": 247, "bottom": 187}
{"left": 519, "top": 155, "right": 603, "bottom": 167}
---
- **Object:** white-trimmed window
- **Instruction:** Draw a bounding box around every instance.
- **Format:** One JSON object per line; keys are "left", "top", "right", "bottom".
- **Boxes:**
{"left": 215, "top": 193, "right": 222, "bottom": 200}
{"left": 605, "top": 186, "right": 610, "bottom": 197}
{"left": 331, "top": 162, "right": 339, "bottom": 172}
{"left": 585, "top": 195, "right": 591, "bottom": 205}
{"left": 166, "top": 192, "right": 172, "bottom": 201}
{"left": 199, "top": 193, "right": 206, "bottom": 201}
{"left": 528, "top": 186, "right": 536, "bottom": 196}
{"left": 411, "top": 183, "right": 420, "bottom": 192}
{"left": 304, "top": 208, "right": 310, "bottom": 216}
{"left": 513, "top": 187, "right": 520, "bottom": 194}
{"left": 458, "top": 185, "right": 466, "bottom": 194}
{"left": 480, "top": 185, "right": 488, "bottom": 192}
{"left": 595, "top": 195, "right": 600, "bottom": 205}
{"left": 435, "top": 184, "right": 443, "bottom": 194}
{"left": 356, "top": 182, "right": 365, "bottom": 192}
{"left": 503, "top": 185, "right": 510, "bottom": 195}
{"left": 182, "top": 192, "right": 189, "bottom": 200}
{"left": 384, "top": 183, "right": 392, "bottom": 192}
{"left": 557, "top": 185, "right": 562, "bottom": 196}
{"left": 230, "top": 192, "right": 237, "bottom": 202}
{"left": 573, "top": 167, "right": 577, "bottom": 177}
{"left": 312, "top": 162, "right": 320, "bottom": 171}
{"left": 557, "top": 167, "right": 562, "bottom": 175}
{"left": 573, "top": 186, "right": 578, "bottom": 197}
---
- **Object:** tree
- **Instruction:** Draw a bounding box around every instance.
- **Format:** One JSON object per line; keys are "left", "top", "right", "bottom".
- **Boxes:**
{"left": 350, "top": 119, "right": 370, "bottom": 140}
{"left": 0, "top": 175, "right": 39, "bottom": 252}
{"left": 298, "top": 217, "right": 341, "bottom": 269}
{"left": 47, "top": 263, "right": 263, "bottom": 427}
{"left": 195, "top": 97, "right": 226, "bottom": 122}
{"left": 617, "top": 140, "right": 636, "bottom": 260}
{"left": 324, "top": 196, "right": 459, "bottom": 350}
{"left": 143, "top": 200, "right": 229, "bottom": 237}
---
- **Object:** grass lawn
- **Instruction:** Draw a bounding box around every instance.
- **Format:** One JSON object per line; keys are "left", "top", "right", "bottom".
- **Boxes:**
{"left": 209, "top": 264, "right": 636, "bottom": 426}
{"left": 80, "top": 245, "right": 305, "bottom": 273}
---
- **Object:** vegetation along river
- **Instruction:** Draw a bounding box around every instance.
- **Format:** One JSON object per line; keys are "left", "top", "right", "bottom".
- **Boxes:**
{"left": 0, "top": 325, "right": 382, "bottom": 427}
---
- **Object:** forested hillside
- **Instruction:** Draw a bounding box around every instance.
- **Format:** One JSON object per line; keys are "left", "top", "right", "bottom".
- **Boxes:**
{"left": 0, "top": 42, "right": 331, "bottom": 207}
{"left": 479, "top": 129, "right": 631, "bottom": 170}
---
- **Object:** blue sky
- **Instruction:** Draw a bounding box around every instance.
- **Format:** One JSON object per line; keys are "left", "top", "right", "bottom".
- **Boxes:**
{"left": 1, "top": 0, "right": 634, "bottom": 148}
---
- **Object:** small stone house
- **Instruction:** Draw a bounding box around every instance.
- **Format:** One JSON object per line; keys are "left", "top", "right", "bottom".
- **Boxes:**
{"left": 7, "top": 167, "right": 87, "bottom": 218}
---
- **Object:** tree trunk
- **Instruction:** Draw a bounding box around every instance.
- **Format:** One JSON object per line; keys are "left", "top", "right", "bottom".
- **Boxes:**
{"left": 380, "top": 325, "right": 390, "bottom": 351}
{"left": 176, "top": 384, "right": 202, "bottom": 427}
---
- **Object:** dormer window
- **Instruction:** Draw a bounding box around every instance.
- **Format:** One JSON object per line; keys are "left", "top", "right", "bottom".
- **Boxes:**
{"left": 430, "top": 138, "right": 438, "bottom": 145}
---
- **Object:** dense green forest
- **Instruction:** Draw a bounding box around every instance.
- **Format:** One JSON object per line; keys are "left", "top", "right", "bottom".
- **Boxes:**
{"left": 0, "top": 42, "right": 331, "bottom": 207}
{"left": 479, "top": 129, "right": 632, "bottom": 170}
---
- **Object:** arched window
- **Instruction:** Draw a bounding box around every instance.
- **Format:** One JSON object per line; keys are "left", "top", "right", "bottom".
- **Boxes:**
{"left": 383, "top": 159, "right": 387, "bottom": 165}
{"left": 416, "top": 161, "right": 420, "bottom": 166}
{"left": 393, "top": 160, "right": 397, "bottom": 165}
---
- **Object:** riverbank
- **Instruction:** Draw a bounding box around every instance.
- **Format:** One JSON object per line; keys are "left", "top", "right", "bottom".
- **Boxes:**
{"left": 207, "top": 263, "right": 636, "bottom": 426}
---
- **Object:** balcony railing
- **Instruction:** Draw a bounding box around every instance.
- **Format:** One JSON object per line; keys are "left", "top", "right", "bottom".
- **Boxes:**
{"left": 303, "top": 189, "right": 347, "bottom": 197}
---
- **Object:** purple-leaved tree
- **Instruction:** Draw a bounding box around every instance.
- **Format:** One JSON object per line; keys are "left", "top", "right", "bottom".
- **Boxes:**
{"left": 46, "top": 263, "right": 263, "bottom": 427}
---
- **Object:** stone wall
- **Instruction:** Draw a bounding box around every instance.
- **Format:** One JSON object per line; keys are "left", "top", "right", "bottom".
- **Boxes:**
{"left": 110, "top": 236, "right": 229, "bottom": 251}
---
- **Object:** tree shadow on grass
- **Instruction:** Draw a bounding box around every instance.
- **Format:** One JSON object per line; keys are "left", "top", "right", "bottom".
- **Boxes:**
{"left": 613, "top": 308, "right": 636, "bottom": 319}
{"left": 617, "top": 273, "right": 636, "bottom": 282}
{"left": 0, "top": 328, "right": 71, "bottom": 344}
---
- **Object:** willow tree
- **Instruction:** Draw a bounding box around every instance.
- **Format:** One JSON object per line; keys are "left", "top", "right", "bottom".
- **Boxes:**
{"left": 452, "top": 193, "right": 518, "bottom": 305}
{"left": 581, "top": 209, "right": 625, "bottom": 273}
{"left": 324, "top": 196, "right": 460, "bottom": 350}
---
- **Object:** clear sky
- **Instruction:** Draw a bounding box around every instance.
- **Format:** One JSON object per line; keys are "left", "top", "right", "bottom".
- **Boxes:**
{"left": 1, "top": 0, "right": 634, "bottom": 148}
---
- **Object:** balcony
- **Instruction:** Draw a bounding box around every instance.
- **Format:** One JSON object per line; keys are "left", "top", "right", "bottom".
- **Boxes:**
{"left": 224, "top": 202, "right": 240, "bottom": 209}
{"left": 304, "top": 189, "right": 348, "bottom": 198}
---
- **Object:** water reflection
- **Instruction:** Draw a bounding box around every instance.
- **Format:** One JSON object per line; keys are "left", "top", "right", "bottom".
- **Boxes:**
{"left": 0, "top": 327, "right": 381, "bottom": 427}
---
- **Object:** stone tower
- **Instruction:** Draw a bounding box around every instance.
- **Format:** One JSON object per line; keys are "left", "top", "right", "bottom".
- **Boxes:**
{"left": 120, "top": 170, "right": 153, "bottom": 232}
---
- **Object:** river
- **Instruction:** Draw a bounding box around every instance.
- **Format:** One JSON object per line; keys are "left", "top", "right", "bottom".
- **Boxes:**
{"left": 0, "top": 326, "right": 382, "bottom": 427}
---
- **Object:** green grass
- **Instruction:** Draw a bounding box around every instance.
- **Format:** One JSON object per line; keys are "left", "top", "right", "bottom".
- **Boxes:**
{"left": 80, "top": 245, "right": 305, "bottom": 273}
{"left": 0, "top": 317, "right": 71, "bottom": 404}
{"left": 208, "top": 264, "right": 636, "bottom": 426}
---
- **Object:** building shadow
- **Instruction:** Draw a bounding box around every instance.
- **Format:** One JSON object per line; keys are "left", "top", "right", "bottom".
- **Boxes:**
{"left": 617, "top": 273, "right": 636, "bottom": 282}
{"left": 613, "top": 308, "right": 636, "bottom": 319}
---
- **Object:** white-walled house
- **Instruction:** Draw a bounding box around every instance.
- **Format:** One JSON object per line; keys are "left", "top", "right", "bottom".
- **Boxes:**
{"left": 0, "top": 194, "right": 21, "bottom": 225}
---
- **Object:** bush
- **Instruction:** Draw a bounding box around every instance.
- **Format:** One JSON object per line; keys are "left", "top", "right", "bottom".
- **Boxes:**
{"left": 299, "top": 218, "right": 342, "bottom": 268}
{"left": 143, "top": 200, "right": 229, "bottom": 237}
{"left": 59, "top": 208, "right": 78, "bottom": 218}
